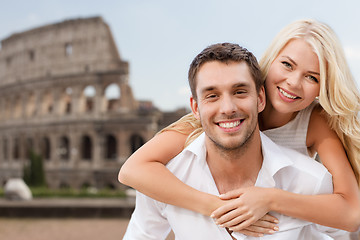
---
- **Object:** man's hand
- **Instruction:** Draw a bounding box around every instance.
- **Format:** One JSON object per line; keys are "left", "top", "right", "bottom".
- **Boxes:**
{"left": 211, "top": 187, "right": 279, "bottom": 235}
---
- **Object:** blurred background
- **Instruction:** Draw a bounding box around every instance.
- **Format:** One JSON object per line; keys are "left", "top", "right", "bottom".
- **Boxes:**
{"left": 0, "top": 0, "right": 359, "bottom": 239}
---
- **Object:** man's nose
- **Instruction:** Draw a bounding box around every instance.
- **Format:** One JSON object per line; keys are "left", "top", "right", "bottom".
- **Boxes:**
{"left": 220, "top": 95, "right": 237, "bottom": 115}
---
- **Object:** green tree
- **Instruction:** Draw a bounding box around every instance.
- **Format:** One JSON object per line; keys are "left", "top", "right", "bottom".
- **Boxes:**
{"left": 23, "top": 151, "right": 46, "bottom": 187}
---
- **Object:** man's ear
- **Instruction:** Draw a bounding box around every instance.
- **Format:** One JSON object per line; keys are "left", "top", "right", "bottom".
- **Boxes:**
{"left": 190, "top": 96, "right": 200, "bottom": 120}
{"left": 257, "top": 86, "right": 266, "bottom": 113}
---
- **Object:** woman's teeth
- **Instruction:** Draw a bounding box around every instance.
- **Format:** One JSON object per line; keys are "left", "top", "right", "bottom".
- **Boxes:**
{"left": 279, "top": 88, "right": 297, "bottom": 99}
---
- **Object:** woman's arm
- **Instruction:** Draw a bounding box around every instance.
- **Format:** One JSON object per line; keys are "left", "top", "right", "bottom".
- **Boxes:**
{"left": 277, "top": 107, "right": 360, "bottom": 231}
{"left": 118, "top": 130, "right": 223, "bottom": 216}
{"left": 213, "top": 107, "right": 360, "bottom": 231}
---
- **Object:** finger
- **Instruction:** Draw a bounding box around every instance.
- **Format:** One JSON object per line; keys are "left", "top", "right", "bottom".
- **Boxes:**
{"left": 250, "top": 219, "right": 278, "bottom": 230}
{"left": 235, "top": 229, "right": 264, "bottom": 237}
{"left": 260, "top": 214, "right": 279, "bottom": 224}
{"left": 221, "top": 213, "right": 255, "bottom": 229}
{"left": 215, "top": 208, "right": 247, "bottom": 226}
{"left": 228, "top": 217, "right": 257, "bottom": 231}
{"left": 219, "top": 189, "right": 244, "bottom": 200}
{"left": 241, "top": 225, "right": 278, "bottom": 235}
{"left": 211, "top": 202, "right": 241, "bottom": 219}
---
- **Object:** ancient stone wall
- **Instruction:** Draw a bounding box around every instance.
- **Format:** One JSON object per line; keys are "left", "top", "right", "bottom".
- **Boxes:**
{"left": 0, "top": 17, "right": 186, "bottom": 189}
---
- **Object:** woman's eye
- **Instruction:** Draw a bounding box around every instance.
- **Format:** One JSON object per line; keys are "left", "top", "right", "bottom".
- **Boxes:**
{"left": 282, "top": 61, "right": 292, "bottom": 69}
{"left": 307, "top": 75, "right": 319, "bottom": 83}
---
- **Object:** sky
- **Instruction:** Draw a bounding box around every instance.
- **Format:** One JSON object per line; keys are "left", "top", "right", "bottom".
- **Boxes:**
{"left": 0, "top": 0, "right": 360, "bottom": 111}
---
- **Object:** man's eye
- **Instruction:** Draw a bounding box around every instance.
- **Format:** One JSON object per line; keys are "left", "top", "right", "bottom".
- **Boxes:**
{"left": 235, "top": 90, "right": 246, "bottom": 95}
{"left": 206, "top": 94, "right": 217, "bottom": 99}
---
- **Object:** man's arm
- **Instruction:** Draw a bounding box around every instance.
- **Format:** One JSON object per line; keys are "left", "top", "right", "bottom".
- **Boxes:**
{"left": 123, "top": 191, "right": 171, "bottom": 240}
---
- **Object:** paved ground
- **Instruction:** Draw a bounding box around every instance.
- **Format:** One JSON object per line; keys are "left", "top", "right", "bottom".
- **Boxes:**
{"left": 2, "top": 218, "right": 359, "bottom": 240}
{"left": 0, "top": 218, "right": 175, "bottom": 240}
{"left": 0, "top": 197, "right": 175, "bottom": 239}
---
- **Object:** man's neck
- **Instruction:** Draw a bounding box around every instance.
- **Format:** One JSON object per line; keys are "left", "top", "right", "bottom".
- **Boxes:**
{"left": 205, "top": 131, "right": 263, "bottom": 194}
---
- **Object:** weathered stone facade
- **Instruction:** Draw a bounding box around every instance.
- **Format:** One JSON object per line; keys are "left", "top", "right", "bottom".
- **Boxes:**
{"left": 0, "top": 17, "right": 187, "bottom": 189}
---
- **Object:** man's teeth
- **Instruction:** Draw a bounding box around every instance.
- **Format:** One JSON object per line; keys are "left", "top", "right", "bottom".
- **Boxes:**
{"left": 279, "top": 88, "right": 297, "bottom": 99}
{"left": 219, "top": 121, "right": 240, "bottom": 129}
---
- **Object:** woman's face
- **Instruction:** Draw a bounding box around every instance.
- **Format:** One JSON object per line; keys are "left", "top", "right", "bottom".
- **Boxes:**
{"left": 265, "top": 39, "right": 320, "bottom": 114}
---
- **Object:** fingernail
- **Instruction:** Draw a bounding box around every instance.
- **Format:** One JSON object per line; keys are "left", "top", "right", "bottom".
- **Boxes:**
{"left": 274, "top": 219, "right": 279, "bottom": 223}
{"left": 210, "top": 214, "right": 215, "bottom": 218}
{"left": 268, "top": 230, "right": 275, "bottom": 234}
{"left": 274, "top": 226, "right": 279, "bottom": 231}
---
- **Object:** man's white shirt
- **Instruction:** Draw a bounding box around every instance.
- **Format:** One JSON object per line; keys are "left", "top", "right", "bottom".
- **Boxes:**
{"left": 124, "top": 132, "right": 343, "bottom": 240}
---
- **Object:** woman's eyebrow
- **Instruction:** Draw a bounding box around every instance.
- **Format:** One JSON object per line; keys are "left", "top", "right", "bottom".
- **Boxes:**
{"left": 282, "top": 55, "right": 320, "bottom": 75}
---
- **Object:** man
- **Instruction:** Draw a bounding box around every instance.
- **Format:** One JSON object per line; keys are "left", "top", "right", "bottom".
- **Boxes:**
{"left": 123, "top": 43, "right": 338, "bottom": 239}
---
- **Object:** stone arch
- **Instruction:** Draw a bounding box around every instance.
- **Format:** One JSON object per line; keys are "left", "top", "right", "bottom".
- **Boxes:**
{"left": 13, "top": 96, "right": 22, "bottom": 119}
{"left": 41, "top": 137, "right": 51, "bottom": 160}
{"left": 25, "top": 138, "right": 34, "bottom": 158}
{"left": 81, "top": 85, "right": 96, "bottom": 113}
{"left": 104, "top": 83, "right": 120, "bottom": 111}
{"left": 65, "top": 42, "right": 73, "bottom": 57}
{"left": 58, "top": 136, "right": 70, "bottom": 160}
{"left": 13, "top": 138, "right": 20, "bottom": 160}
{"left": 41, "top": 91, "right": 54, "bottom": 115}
{"left": 5, "top": 100, "right": 12, "bottom": 120}
{"left": 104, "top": 134, "right": 117, "bottom": 160}
{"left": 26, "top": 93, "right": 36, "bottom": 117}
{"left": 81, "top": 135, "right": 92, "bottom": 160}
{"left": 130, "top": 134, "right": 145, "bottom": 154}
{"left": 59, "top": 87, "right": 73, "bottom": 115}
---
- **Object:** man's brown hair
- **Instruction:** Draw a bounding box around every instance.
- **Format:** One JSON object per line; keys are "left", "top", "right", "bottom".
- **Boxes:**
{"left": 188, "top": 43, "right": 263, "bottom": 100}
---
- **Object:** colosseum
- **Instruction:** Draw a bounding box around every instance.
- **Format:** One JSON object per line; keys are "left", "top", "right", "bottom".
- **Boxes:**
{"left": 0, "top": 16, "right": 187, "bottom": 190}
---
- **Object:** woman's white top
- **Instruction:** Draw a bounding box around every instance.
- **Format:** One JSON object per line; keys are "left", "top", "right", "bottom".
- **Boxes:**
{"left": 263, "top": 101, "right": 318, "bottom": 158}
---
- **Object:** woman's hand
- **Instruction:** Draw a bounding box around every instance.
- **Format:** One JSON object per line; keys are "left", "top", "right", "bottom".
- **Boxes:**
{"left": 211, "top": 187, "right": 278, "bottom": 234}
{"left": 231, "top": 214, "right": 279, "bottom": 237}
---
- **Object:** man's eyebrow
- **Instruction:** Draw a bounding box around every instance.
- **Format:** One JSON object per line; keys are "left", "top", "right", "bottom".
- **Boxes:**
{"left": 233, "top": 82, "right": 251, "bottom": 88}
{"left": 200, "top": 86, "right": 216, "bottom": 94}
{"left": 282, "top": 56, "right": 320, "bottom": 75}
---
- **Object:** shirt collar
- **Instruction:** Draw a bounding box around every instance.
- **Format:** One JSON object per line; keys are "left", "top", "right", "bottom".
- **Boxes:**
{"left": 257, "top": 132, "right": 294, "bottom": 187}
{"left": 183, "top": 132, "right": 207, "bottom": 160}
{"left": 183, "top": 131, "right": 294, "bottom": 187}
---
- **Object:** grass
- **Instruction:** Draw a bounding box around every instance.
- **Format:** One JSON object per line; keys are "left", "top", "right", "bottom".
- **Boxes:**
{"left": 0, "top": 187, "right": 126, "bottom": 198}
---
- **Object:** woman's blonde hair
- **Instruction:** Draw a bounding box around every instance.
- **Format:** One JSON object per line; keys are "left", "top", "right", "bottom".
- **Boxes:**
{"left": 158, "top": 113, "right": 203, "bottom": 147}
{"left": 260, "top": 19, "right": 360, "bottom": 185}
{"left": 161, "top": 19, "right": 360, "bottom": 185}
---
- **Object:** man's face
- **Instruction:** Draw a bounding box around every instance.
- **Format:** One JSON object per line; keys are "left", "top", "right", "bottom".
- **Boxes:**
{"left": 191, "top": 61, "right": 265, "bottom": 151}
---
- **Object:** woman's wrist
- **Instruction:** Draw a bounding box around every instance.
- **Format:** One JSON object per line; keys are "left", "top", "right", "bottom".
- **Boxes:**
{"left": 197, "top": 192, "right": 223, "bottom": 216}
{"left": 267, "top": 188, "right": 281, "bottom": 212}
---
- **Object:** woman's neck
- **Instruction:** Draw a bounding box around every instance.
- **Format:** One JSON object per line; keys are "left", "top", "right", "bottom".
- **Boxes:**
{"left": 259, "top": 102, "right": 299, "bottom": 131}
